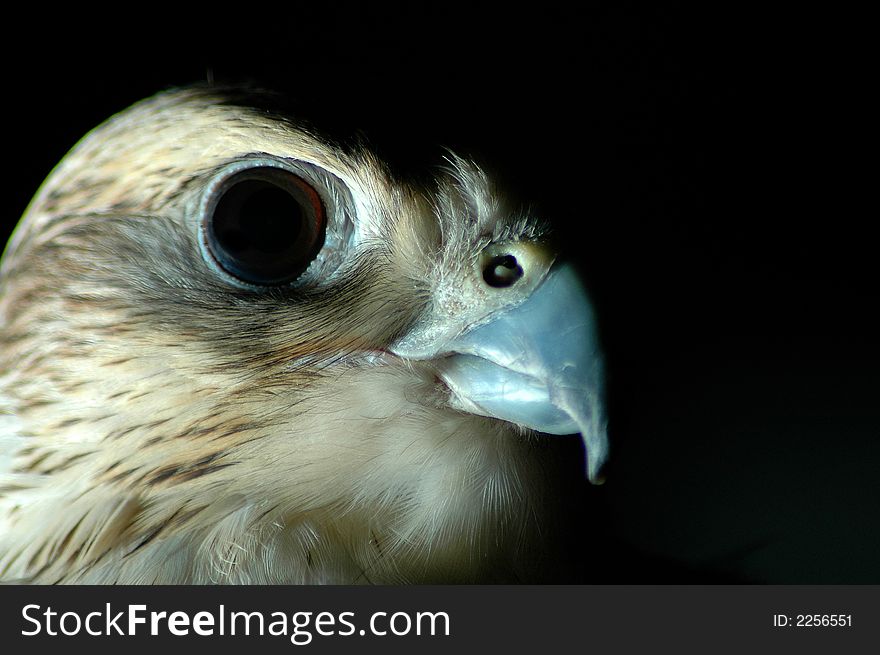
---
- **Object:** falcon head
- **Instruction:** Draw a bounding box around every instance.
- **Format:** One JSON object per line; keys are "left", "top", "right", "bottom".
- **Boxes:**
{"left": 0, "top": 87, "right": 606, "bottom": 583}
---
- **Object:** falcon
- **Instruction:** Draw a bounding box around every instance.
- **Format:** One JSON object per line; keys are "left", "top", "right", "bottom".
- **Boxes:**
{"left": 0, "top": 87, "right": 607, "bottom": 583}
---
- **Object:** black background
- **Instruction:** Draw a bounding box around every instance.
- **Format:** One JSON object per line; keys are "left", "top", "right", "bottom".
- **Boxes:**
{"left": 2, "top": 7, "right": 875, "bottom": 583}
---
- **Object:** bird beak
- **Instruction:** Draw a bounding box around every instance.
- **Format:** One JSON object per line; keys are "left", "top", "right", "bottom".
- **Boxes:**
{"left": 416, "top": 262, "right": 608, "bottom": 484}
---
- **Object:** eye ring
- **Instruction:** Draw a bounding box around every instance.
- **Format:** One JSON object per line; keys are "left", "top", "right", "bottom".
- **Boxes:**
{"left": 201, "top": 165, "right": 327, "bottom": 286}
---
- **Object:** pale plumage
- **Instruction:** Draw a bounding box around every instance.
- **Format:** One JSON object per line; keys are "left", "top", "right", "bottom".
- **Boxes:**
{"left": 0, "top": 87, "right": 606, "bottom": 583}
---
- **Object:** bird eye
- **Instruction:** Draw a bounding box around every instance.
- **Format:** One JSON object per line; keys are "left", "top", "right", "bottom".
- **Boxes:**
{"left": 202, "top": 166, "right": 326, "bottom": 286}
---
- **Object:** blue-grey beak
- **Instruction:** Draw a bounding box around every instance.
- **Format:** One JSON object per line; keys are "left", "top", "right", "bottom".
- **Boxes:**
{"left": 435, "top": 263, "right": 608, "bottom": 483}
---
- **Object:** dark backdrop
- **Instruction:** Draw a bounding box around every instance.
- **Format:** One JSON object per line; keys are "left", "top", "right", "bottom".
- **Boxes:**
{"left": 3, "top": 7, "right": 875, "bottom": 582}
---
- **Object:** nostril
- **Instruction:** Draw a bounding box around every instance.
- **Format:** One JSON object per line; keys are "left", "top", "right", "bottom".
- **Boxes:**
{"left": 483, "top": 254, "right": 524, "bottom": 288}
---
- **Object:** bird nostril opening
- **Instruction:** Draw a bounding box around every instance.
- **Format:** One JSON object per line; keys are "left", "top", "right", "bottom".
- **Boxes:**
{"left": 483, "top": 254, "right": 524, "bottom": 288}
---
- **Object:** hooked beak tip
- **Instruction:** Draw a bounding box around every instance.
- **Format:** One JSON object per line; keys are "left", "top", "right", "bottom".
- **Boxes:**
{"left": 587, "top": 460, "right": 608, "bottom": 485}
{"left": 580, "top": 419, "right": 609, "bottom": 485}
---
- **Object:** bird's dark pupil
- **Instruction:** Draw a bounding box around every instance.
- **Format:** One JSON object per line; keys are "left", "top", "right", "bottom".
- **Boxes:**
{"left": 483, "top": 254, "right": 524, "bottom": 288}
{"left": 217, "top": 228, "right": 248, "bottom": 254}
{"left": 209, "top": 175, "right": 318, "bottom": 285}
{"left": 236, "top": 186, "right": 303, "bottom": 254}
